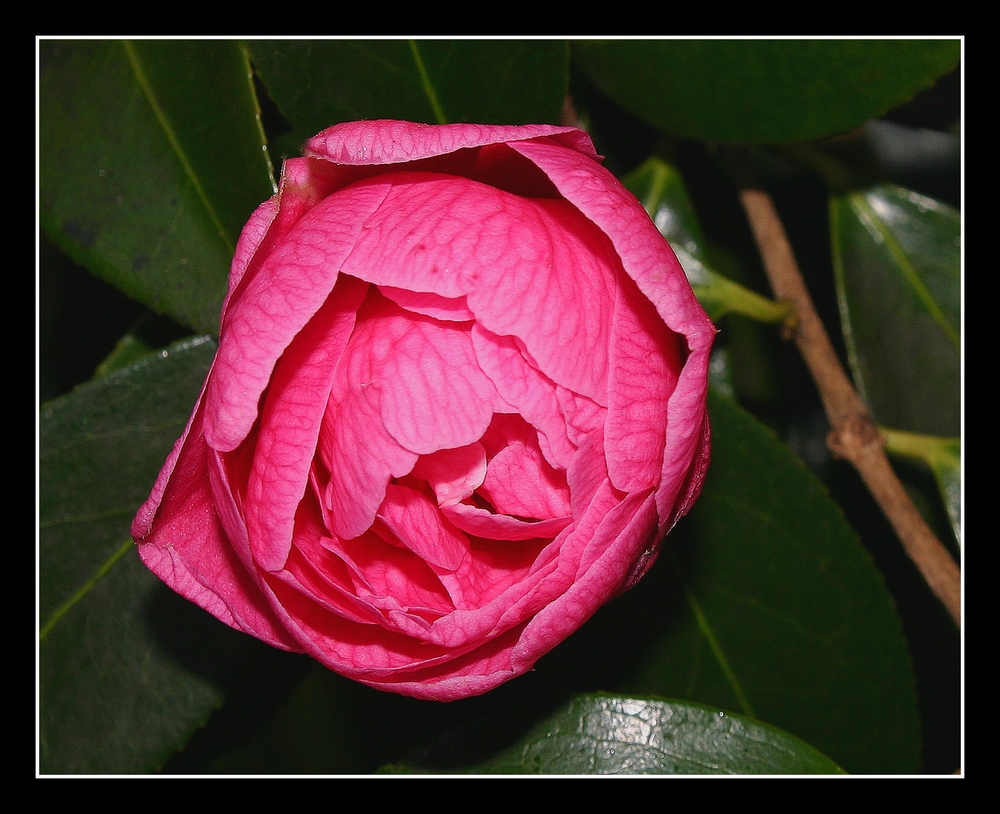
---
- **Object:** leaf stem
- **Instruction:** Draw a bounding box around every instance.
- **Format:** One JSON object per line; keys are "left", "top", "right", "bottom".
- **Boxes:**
{"left": 731, "top": 155, "right": 961, "bottom": 628}
{"left": 880, "top": 426, "right": 960, "bottom": 466}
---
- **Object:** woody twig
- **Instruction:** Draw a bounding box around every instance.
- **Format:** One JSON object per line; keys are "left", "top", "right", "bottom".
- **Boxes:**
{"left": 735, "top": 175, "right": 960, "bottom": 628}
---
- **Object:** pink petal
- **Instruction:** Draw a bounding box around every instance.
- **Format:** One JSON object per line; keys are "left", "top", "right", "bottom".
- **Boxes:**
{"left": 377, "top": 286, "right": 474, "bottom": 321}
{"left": 331, "top": 172, "right": 620, "bottom": 404}
{"left": 244, "top": 276, "right": 369, "bottom": 571}
{"left": 463, "top": 196, "right": 619, "bottom": 405}
{"left": 225, "top": 198, "right": 276, "bottom": 304}
{"left": 132, "top": 395, "right": 298, "bottom": 651}
{"left": 474, "top": 414, "right": 572, "bottom": 520}
{"left": 480, "top": 441, "right": 572, "bottom": 520}
{"left": 441, "top": 502, "right": 570, "bottom": 542}
{"left": 319, "top": 377, "right": 417, "bottom": 541}
{"left": 604, "top": 280, "right": 682, "bottom": 493}
{"left": 224, "top": 156, "right": 372, "bottom": 312}
{"left": 565, "top": 427, "right": 612, "bottom": 523}
{"left": 507, "top": 139, "right": 716, "bottom": 525}
{"left": 374, "top": 306, "right": 502, "bottom": 456}
{"left": 377, "top": 482, "right": 469, "bottom": 572}
{"left": 203, "top": 177, "right": 392, "bottom": 452}
{"left": 471, "top": 326, "right": 575, "bottom": 469}
{"left": 305, "top": 119, "right": 598, "bottom": 167}
{"left": 410, "top": 444, "right": 487, "bottom": 506}
{"left": 556, "top": 386, "right": 606, "bottom": 448}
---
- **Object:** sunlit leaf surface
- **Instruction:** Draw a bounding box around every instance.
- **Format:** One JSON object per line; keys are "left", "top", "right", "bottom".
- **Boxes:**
{"left": 831, "top": 183, "right": 960, "bottom": 437}
{"left": 385, "top": 695, "right": 846, "bottom": 774}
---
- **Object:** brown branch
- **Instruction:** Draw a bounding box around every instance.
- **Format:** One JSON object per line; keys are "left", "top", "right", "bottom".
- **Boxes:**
{"left": 735, "top": 181, "right": 961, "bottom": 628}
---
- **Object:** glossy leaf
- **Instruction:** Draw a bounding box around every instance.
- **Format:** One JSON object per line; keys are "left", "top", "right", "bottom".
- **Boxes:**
{"left": 385, "top": 695, "right": 845, "bottom": 774}
{"left": 246, "top": 39, "right": 569, "bottom": 142}
{"left": 927, "top": 438, "right": 962, "bottom": 543}
{"left": 573, "top": 39, "right": 960, "bottom": 144}
{"left": 39, "top": 39, "right": 274, "bottom": 335}
{"left": 830, "top": 183, "right": 960, "bottom": 437}
{"left": 612, "top": 390, "right": 921, "bottom": 774}
{"left": 38, "top": 337, "right": 248, "bottom": 774}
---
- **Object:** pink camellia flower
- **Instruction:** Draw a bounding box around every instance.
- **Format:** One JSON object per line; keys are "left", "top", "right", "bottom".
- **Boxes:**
{"left": 132, "top": 120, "right": 715, "bottom": 701}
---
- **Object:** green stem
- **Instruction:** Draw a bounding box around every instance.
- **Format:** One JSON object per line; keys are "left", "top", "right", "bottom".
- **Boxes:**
{"left": 880, "top": 426, "right": 960, "bottom": 466}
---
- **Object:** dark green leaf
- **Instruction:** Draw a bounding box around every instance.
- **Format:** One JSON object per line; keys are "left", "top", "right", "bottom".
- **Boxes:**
{"left": 246, "top": 39, "right": 569, "bottom": 141}
{"left": 39, "top": 39, "right": 274, "bottom": 335}
{"left": 386, "top": 695, "right": 845, "bottom": 774}
{"left": 573, "top": 39, "right": 960, "bottom": 144}
{"left": 39, "top": 337, "right": 247, "bottom": 774}
{"left": 616, "top": 390, "right": 921, "bottom": 774}
{"left": 93, "top": 332, "right": 162, "bottom": 379}
{"left": 830, "top": 183, "right": 960, "bottom": 437}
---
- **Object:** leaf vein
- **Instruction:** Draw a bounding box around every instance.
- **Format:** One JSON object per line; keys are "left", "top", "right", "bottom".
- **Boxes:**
{"left": 39, "top": 538, "right": 134, "bottom": 642}
{"left": 121, "top": 40, "right": 235, "bottom": 256}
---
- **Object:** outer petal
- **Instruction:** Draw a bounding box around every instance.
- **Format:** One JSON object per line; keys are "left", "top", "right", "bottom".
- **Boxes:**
{"left": 203, "top": 171, "right": 391, "bottom": 452}
{"left": 305, "top": 119, "right": 598, "bottom": 166}
{"left": 244, "top": 275, "right": 369, "bottom": 572}
{"left": 507, "top": 139, "right": 716, "bottom": 527}
{"left": 604, "top": 279, "right": 681, "bottom": 493}
{"left": 511, "top": 491, "right": 658, "bottom": 673}
{"left": 222, "top": 157, "right": 356, "bottom": 324}
{"left": 132, "top": 390, "right": 298, "bottom": 651}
